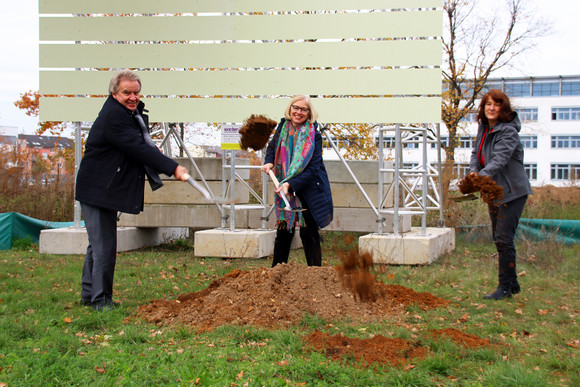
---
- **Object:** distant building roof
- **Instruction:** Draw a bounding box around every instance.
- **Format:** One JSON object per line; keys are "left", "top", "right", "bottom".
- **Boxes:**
{"left": 0, "top": 135, "right": 17, "bottom": 146}
{"left": 18, "top": 135, "right": 74, "bottom": 150}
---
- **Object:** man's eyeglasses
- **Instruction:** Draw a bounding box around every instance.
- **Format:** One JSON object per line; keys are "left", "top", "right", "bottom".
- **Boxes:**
{"left": 291, "top": 105, "right": 310, "bottom": 113}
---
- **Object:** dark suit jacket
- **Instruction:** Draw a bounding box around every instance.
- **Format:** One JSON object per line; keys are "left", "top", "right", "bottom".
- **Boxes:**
{"left": 75, "top": 96, "right": 178, "bottom": 214}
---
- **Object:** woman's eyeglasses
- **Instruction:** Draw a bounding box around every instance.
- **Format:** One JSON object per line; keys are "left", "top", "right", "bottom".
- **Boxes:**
{"left": 291, "top": 105, "right": 309, "bottom": 113}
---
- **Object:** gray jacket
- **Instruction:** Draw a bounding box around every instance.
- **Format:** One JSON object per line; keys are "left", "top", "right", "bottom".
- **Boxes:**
{"left": 469, "top": 112, "right": 533, "bottom": 205}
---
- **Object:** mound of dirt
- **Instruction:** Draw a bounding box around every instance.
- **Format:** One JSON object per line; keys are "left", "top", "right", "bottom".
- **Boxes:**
{"left": 137, "top": 261, "right": 449, "bottom": 332}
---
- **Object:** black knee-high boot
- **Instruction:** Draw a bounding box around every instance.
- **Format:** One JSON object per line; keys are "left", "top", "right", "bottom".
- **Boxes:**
{"left": 300, "top": 226, "right": 321, "bottom": 266}
{"left": 272, "top": 223, "right": 294, "bottom": 267}
{"left": 299, "top": 209, "right": 322, "bottom": 266}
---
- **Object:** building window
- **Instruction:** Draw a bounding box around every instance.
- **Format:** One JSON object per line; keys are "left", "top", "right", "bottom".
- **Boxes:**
{"left": 551, "top": 164, "right": 580, "bottom": 180}
{"left": 562, "top": 81, "right": 580, "bottom": 96}
{"left": 457, "top": 136, "right": 474, "bottom": 149}
{"left": 402, "top": 162, "right": 419, "bottom": 170}
{"left": 551, "top": 135, "right": 580, "bottom": 148}
{"left": 375, "top": 136, "right": 396, "bottom": 148}
{"left": 431, "top": 136, "right": 449, "bottom": 149}
{"left": 552, "top": 107, "right": 580, "bottom": 120}
{"left": 524, "top": 163, "right": 537, "bottom": 180}
{"left": 481, "top": 82, "right": 503, "bottom": 95}
{"left": 515, "top": 108, "right": 538, "bottom": 122}
{"left": 505, "top": 82, "right": 531, "bottom": 97}
{"left": 520, "top": 135, "right": 538, "bottom": 148}
{"left": 532, "top": 82, "right": 560, "bottom": 96}
{"left": 454, "top": 163, "right": 470, "bottom": 179}
{"left": 460, "top": 112, "right": 477, "bottom": 122}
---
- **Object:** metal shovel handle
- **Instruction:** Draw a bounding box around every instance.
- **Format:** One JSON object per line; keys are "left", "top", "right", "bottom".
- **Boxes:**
{"left": 183, "top": 173, "right": 212, "bottom": 201}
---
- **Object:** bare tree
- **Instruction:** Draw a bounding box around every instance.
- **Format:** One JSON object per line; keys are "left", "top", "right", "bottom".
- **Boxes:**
{"left": 441, "top": 0, "right": 550, "bottom": 198}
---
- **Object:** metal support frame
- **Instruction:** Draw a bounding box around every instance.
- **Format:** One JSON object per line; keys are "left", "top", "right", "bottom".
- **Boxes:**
{"left": 73, "top": 121, "right": 444, "bottom": 235}
{"left": 378, "top": 124, "right": 443, "bottom": 236}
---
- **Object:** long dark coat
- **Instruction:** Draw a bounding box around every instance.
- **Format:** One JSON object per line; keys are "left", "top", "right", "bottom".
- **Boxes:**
{"left": 265, "top": 119, "right": 334, "bottom": 228}
{"left": 75, "top": 96, "right": 178, "bottom": 214}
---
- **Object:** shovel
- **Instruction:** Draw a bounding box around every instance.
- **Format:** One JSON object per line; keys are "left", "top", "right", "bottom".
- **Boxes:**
{"left": 451, "top": 193, "right": 478, "bottom": 202}
{"left": 268, "top": 170, "right": 305, "bottom": 212}
{"left": 183, "top": 173, "right": 234, "bottom": 204}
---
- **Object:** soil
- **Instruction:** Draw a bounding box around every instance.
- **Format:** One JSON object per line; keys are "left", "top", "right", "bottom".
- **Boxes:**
{"left": 304, "top": 328, "right": 491, "bottom": 367}
{"left": 458, "top": 174, "right": 504, "bottom": 205}
{"left": 238, "top": 114, "right": 278, "bottom": 151}
{"left": 136, "top": 246, "right": 495, "bottom": 367}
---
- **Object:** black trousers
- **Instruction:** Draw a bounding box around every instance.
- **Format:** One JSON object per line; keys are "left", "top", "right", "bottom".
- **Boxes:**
{"left": 272, "top": 208, "right": 321, "bottom": 267}
{"left": 488, "top": 195, "right": 527, "bottom": 287}
{"left": 80, "top": 202, "right": 118, "bottom": 304}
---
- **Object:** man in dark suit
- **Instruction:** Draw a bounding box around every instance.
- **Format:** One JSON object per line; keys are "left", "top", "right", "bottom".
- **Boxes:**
{"left": 75, "top": 69, "right": 189, "bottom": 311}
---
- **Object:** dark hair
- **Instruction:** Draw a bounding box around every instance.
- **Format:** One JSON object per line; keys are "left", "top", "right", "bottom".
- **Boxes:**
{"left": 476, "top": 89, "right": 514, "bottom": 124}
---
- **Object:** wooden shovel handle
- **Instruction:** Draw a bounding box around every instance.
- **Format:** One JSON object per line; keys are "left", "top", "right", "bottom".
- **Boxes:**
{"left": 267, "top": 170, "right": 292, "bottom": 209}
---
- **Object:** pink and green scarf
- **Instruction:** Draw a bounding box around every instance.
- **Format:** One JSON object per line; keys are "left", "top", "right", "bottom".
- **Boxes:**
{"left": 273, "top": 120, "right": 315, "bottom": 227}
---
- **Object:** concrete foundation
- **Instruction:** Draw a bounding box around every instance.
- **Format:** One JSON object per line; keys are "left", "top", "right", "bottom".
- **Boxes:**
{"left": 358, "top": 227, "right": 455, "bottom": 265}
{"left": 39, "top": 226, "right": 189, "bottom": 255}
{"left": 194, "top": 228, "right": 275, "bottom": 258}
{"left": 194, "top": 228, "right": 303, "bottom": 259}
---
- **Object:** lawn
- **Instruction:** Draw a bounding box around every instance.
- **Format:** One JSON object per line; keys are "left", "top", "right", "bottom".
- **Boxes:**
{"left": 0, "top": 232, "right": 578, "bottom": 386}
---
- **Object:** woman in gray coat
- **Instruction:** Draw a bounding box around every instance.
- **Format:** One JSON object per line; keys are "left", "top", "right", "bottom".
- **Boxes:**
{"left": 468, "top": 89, "right": 533, "bottom": 300}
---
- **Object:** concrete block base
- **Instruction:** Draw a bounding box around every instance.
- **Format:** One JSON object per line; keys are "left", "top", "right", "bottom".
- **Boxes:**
{"left": 39, "top": 227, "right": 189, "bottom": 255}
{"left": 358, "top": 227, "right": 455, "bottom": 265}
{"left": 194, "top": 228, "right": 277, "bottom": 258}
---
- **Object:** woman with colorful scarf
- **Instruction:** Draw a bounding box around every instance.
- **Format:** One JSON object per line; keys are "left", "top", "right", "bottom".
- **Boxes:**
{"left": 262, "top": 95, "right": 333, "bottom": 267}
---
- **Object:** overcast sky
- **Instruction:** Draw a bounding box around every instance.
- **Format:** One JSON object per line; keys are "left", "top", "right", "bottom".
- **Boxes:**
{"left": 1, "top": 0, "right": 579, "bottom": 135}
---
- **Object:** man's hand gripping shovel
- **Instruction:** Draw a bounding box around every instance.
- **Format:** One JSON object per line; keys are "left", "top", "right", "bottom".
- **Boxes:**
{"left": 182, "top": 173, "right": 234, "bottom": 204}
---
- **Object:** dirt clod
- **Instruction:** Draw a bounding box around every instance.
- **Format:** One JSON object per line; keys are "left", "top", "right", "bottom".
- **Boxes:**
{"left": 238, "top": 114, "right": 278, "bottom": 151}
{"left": 459, "top": 174, "right": 504, "bottom": 205}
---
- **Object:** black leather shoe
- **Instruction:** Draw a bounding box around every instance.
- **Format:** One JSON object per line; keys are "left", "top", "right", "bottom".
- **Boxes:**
{"left": 483, "top": 287, "right": 512, "bottom": 300}
{"left": 80, "top": 298, "right": 92, "bottom": 306}
{"left": 93, "top": 300, "right": 120, "bottom": 311}
{"left": 511, "top": 279, "right": 521, "bottom": 294}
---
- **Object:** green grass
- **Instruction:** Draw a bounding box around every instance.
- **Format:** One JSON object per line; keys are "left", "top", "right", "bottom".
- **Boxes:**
{"left": 0, "top": 233, "right": 578, "bottom": 386}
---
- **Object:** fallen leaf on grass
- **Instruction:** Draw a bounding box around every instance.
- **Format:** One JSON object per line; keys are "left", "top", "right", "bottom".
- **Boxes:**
{"left": 538, "top": 309, "right": 549, "bottom": 315}
{"left": 64, "top": 317, "right": 73, "bottom": 323}
{"left": 458, "top": 313, "right": 470, "bottom": 322}
{"left": 95, "top": 363, "right": 106, "bottom": 374}
{"left": 566, "top": 340, "right": 579, "bottom": 349}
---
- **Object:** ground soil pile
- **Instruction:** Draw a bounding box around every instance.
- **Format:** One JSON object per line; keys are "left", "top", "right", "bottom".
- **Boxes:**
{"left": 136, "top": 246, "right": 495, "bottom": 368}
{"left": 238, "top": 114, "right": 277, "bottom": 151}
{"left": 458, "top": 174, "right": 504, "bottom": 205}
{"left": 137, "top": 261, "right": 449, "bottom": 332}
{"left": 304, "top": 328, "right": 493, "bottom": 367}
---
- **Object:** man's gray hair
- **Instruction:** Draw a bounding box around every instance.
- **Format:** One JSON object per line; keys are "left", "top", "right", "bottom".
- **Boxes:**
{"left": 109, "top": 69, "right": 142, "bottom": 94}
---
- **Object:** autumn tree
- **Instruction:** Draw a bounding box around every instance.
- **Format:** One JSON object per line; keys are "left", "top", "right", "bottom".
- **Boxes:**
{"left": 325, "top": 123, "right": 379, "bottom": 160}
{"left": 441, "top": 0, "right": 549, "bottom": 198}
{"left": 14, "top": 91, "right": 69, "bottom": 137}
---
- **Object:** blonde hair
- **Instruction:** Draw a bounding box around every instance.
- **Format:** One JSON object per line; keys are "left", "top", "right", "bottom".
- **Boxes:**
{"left": 283, "top": 95, "right": 319, "bottom": 123}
